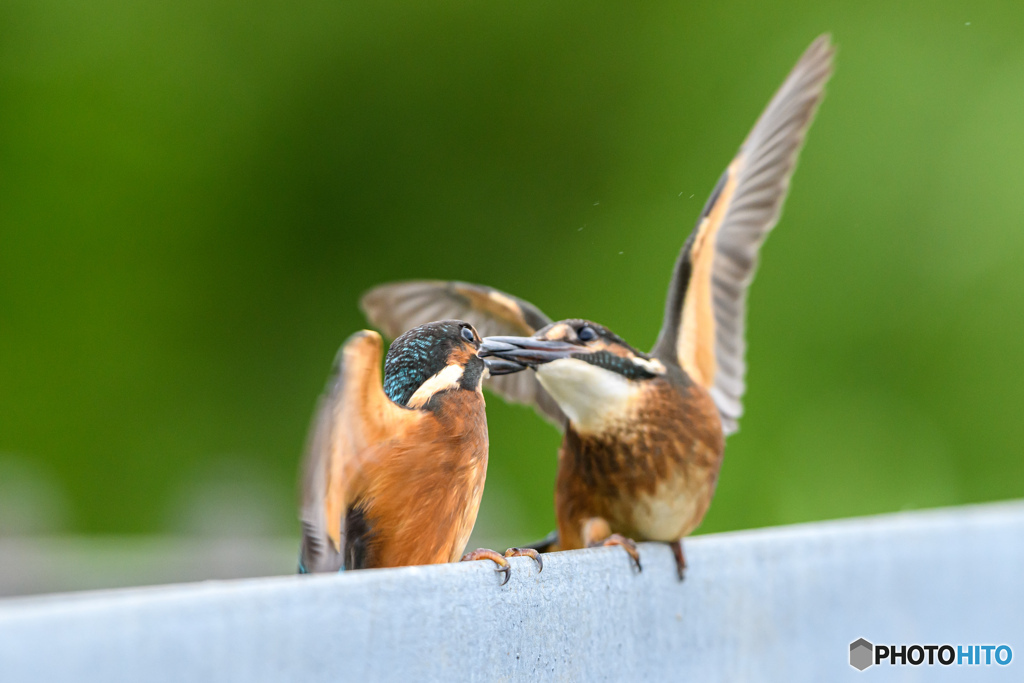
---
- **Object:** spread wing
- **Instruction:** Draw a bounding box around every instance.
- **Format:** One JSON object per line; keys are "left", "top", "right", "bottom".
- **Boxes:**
{"left": 361, "top": 280, "right": 566, "bottom": 428}
{"left": 298, "top": 330, "right": 414, "bottom": 573}
{"left": 651, "top": 35, "right": 834, "bottom": 436}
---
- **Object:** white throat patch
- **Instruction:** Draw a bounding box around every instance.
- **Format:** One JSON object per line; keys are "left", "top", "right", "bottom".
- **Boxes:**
{"left": 407, "top": 363, "right": 465, "bottom": 409}
{"left": 535, "top": 358, "right": 642, "bottom": 434}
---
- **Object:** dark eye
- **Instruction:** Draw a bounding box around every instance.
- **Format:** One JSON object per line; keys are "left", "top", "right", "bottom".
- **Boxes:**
{"left": 461, "top": 326, "right": 475, "bottom": 342}
{"left": 578, "top": 326, "right": 596, "bottom": 342}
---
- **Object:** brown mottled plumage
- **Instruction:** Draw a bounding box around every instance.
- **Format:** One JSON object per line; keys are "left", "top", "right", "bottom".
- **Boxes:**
{"left": 555, "top": 376, "right": 724, "bottom": 551}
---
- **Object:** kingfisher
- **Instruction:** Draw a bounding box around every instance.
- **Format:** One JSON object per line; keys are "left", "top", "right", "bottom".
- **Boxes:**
{"left": 297, "top": 319, "right": 531, "bottom": 584}
{"left": 359, "top": 36, "right": 834, "bottom": 579}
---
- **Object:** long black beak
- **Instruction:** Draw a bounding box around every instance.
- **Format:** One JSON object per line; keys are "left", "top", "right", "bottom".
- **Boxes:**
{"left": 479, "top": 336, "right": 579, "bottom": 367}
{"left": 483, "top": 357, "right": 527, "bottom": 376}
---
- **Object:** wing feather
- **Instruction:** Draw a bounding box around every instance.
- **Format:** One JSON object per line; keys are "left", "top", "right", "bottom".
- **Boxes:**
{"left": 361, "top": 281, "right": 566, "bottom": 427}
{"left": 298, "top": 330, "right": 413, "bottom": 573}
{"left": 651, "top": 35, "right": 834, "bottom": 435}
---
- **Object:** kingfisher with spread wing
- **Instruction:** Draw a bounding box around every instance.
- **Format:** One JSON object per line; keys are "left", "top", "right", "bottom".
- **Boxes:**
{"left": 361, "top": 36, "right": 834, "bottom": 579}
{"left": 298, "top": 320, "right": 530, "bottom": 584}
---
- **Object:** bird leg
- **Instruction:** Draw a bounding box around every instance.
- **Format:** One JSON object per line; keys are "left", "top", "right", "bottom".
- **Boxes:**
{"left": 503, "top": 547, "right": 543, "bottom": 572}
{"left": 669, "top": 539, "right": 686, "bottom": 581}
{"left": 591, "top": 534, "right": 642, "bottom": 572}
{"left": 460, "top": 548, "right": 512, "bottom": 586}
{"left": 517, "top": 529, "right": 560, "bottom": 553}
{"left": 581, "top": 517, "right": 642, "bottom": 573}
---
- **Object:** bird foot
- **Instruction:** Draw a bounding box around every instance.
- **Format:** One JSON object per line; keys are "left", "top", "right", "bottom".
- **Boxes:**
{"left": 669, "top": 539, "right": 686, "bottom": 582}
{"left": 461, "top": 548, "right": 512, "bottom": 586}
{"left": 589, "top": 533, "right": 642, "bottom": 573}
{"left": 504, "top": 547, "right": 543, "bottom": 573}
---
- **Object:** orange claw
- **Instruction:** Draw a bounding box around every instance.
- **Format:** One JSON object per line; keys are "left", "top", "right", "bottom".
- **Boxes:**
{"left": 503, "top": 547, "right": 543, "bottom": 573}
{"left": 589, "top": 533, "right": 642, "bottom": 573}
{"left": 461, "top": 548, "right": 512, "bottom": 586}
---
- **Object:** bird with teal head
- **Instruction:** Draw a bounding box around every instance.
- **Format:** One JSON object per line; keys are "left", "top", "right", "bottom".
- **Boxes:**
{"left": 297, "top": 319, "right": 538, "bottom": 584}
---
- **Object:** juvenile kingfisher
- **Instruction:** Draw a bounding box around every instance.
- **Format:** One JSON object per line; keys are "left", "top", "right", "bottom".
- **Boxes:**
{"left": 359, "top": 36, "right": 834, "bottom": 579}
{"left": 298, "top": 319, "right": 528, "bottom": 584}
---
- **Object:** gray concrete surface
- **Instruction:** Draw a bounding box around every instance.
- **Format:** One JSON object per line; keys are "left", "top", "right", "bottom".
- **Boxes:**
{"left": 0, "top": 502, "right": 1021, "bottom": 682}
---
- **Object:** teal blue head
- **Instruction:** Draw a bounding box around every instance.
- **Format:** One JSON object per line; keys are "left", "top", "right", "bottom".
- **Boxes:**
{"left": 382, "top": 320, "right": 487, "bottom": 408}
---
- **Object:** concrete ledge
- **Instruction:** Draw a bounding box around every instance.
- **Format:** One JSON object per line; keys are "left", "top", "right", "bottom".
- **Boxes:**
{"left": 1, "top": 502, "right": 1022, "bottom": 681}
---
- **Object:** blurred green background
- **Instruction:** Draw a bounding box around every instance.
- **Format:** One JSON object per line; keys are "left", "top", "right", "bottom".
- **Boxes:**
{"left": 1, "top": 0, "right": 1022, "bottom": 553}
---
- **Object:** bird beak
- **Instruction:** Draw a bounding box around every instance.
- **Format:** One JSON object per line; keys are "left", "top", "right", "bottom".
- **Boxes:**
{"left": 479, "top": 336, "right": 579, "bottom": 367}
{"left": 483, "top": 357, "right": 527, "bottom": 376}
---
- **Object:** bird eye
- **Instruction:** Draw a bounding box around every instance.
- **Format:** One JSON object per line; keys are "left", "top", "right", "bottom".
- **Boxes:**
{"left": 578, "top": 326, "right": 596, "bottom": 342}
{"left": 460, "top": 327, "right": 475, "bottom": 342}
